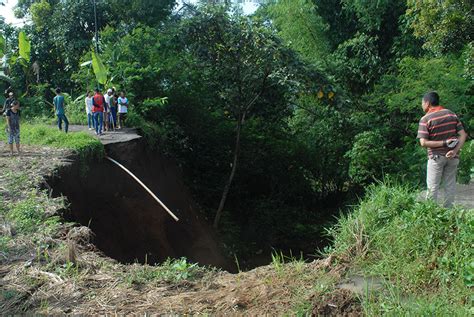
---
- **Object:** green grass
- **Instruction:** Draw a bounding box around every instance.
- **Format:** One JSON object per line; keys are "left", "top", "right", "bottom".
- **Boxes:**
{"left": 328, "top": 182, "right": 474, "bottom": 315}
{"left": 124, "top": 257, "right": 208, "bottom": 286}
{"left": 5, "top": 195, "right": 62, "bottom": 235}
{"left": 0, "top": 122, "right": 103, "bottom": 158}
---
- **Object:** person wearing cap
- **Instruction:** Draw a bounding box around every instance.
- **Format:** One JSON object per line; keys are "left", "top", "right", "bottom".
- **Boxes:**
{"left": 103, "top": 89, "right": 113, "bottom": 131}
{"left": 6, "top": 100, "right": 21, "bottom": 155}
{"left": 417, "top": 91, "right": 467, "bottom": 207}
{"left": 2, "top": 91, "right": 15, "bottom": 115}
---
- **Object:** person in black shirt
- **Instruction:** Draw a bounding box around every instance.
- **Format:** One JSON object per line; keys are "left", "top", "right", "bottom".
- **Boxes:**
{"left": 6, "top": 100, "right": 21, "bottom": 155}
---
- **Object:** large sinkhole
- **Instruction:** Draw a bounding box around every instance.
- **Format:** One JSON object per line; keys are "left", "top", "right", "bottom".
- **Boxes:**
{"left": 48, "top": 139, "right": 232, "bottom": 271}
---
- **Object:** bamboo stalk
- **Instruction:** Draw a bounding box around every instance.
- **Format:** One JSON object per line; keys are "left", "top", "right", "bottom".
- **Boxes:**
{"left": 105, "top": 156, "right": 179, "bottom": 221}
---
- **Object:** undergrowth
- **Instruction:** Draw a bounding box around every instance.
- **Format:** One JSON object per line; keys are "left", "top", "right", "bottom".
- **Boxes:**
{"left": 328, "top": 182, "right": 473, "bottom": 315}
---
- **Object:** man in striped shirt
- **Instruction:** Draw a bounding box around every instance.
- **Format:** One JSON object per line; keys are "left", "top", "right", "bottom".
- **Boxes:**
{"left": 417, "top": 91, "right": 467, "bottom": 207}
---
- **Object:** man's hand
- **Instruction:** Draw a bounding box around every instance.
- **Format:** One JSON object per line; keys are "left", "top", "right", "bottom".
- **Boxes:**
{"left": 446, "top": 150, "right": 457, "bottom": 159}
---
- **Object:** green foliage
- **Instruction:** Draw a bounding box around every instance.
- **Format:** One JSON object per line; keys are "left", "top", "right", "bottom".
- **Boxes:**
{"left": 265, "top": 0, "right": 330, "bottom": 65}
{"left": 54, "top": 261, "right": 80, "bottom": 279}
{"left": 0, "top": 236, "right": 11, "bottom": 256}
{"left": 288, "top": 95, "right": 350, "bottom": 195}
{"left": 125, "top": 258, "right": 205, "bottom": 285}
{"left": 332, "top": 33, "right": 382, "bottom": 93}
{"left": 107, "top": 0, "right": 175, "bottom": 28}
{"left": 345, "top": 131, "right": 388, "bottom": 184}
{"left": 91, "top": 51, "right": 108, "bottom": 85}
{"left": 61, "top": 93, "right": 88, "bottom": 125}
{"left": 18, "top": 31, "right": 30, "bottom": 62}
{"left": 29, "top": 0, "right": 52, "bottom": 32}
{"left": 342, "top": 0, "right": 392, "bottom": 31}
{"left": 0, "top": 34, "right": 5, "bottom": 58}
{"left": 407, "top": 0, "right": 474, "bottom": 54}
{"left": 7, "top": 196, "right": 48, "bottom": 233}
{"left": 329, "top": 182, "right": 473, "bottom": 314}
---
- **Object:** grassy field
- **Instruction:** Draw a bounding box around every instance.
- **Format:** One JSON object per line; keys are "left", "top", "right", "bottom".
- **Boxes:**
{"left": 0, "top": 122, "right": 103, "bottom": 158}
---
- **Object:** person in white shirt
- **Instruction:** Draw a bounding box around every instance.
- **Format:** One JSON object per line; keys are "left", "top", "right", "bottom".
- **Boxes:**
{"left": 103, "top": 88, "right": 113, "bottom": 131}
{"left": 117, "top": 91, "right": 129, "bottom": 129}
{"left": 85, "top": 91, "right": 94, "bottom": 130}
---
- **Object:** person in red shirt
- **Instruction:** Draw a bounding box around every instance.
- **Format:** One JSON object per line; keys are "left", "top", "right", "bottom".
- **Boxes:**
{"left": 92, "top": 89, "right": 106, "bottom": 136}
{"left": 417, "top": 91, "right": 468, "bottom": 207}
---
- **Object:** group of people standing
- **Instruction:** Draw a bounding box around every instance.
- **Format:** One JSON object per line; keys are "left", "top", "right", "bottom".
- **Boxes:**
{"left": 85, "top": 88, "right": 129, "bottom": 136}
{"left": 1, "top": 87, "right": 129, "bottom": 155}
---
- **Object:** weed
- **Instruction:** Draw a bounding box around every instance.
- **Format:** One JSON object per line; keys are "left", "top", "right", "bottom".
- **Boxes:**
{"left": 291, "top": 300, "right": 312, "bottom": 317}
{"left": 233, "top": 254, "right": 241, "bottom": 273}
{"left": 271, "top": 251, "right": 285, "bottom": 273}
{"left": 125, "top": 257, "right": 205, "bottom": 286}
{"left": 1, "top": 289, "right": 18, "bottom": 301}
{"left": 7, "top": 196, "right": 45, "bottom": 233}
{"left": 55, "top": 261, "right": 80, "bottom": 278}
{"left": 0, "top": 236, "right": 11, "bottom": 255}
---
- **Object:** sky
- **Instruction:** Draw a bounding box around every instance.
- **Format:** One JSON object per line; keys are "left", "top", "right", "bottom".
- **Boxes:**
{"left": 1, "top": 0, "right": 23, "bottom": 25}
{"left": 0, "top": 0, "right": 259, "bottom": 26}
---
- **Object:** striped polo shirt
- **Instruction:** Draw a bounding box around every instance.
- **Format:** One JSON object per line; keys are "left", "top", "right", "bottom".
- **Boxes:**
{"left": 417, "top": 106, "right": 464, "bottom": 158}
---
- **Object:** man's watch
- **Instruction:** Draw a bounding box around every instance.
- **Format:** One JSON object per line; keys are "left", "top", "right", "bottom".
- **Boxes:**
{"left": 447, "top": 139, "right": 459, "bottom": 149}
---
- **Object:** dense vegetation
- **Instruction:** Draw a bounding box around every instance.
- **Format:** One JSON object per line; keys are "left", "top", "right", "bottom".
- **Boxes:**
{"left": 1, "top": 0, "right": 472, "bottom": 257}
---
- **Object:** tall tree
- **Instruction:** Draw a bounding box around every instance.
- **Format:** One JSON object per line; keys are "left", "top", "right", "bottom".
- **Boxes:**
{"left": 182, "top": 8, "right": 301, "bottom": 228}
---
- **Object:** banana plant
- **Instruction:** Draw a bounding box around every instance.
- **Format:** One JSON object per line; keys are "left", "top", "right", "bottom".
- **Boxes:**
{"left": 91, "top": 50, "right": 107, "bottom": 85}
{"left": 0, "top": 35, "right": 5, "bottom": 59}
{"left": 0, "top": 34, "right": 13, "bottom": 84}
{"left": 81, "top": 51, "right": 115, "bottom": 88}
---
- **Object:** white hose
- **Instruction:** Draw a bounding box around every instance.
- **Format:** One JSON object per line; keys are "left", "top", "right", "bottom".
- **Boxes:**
{"left": 105, "top": 156, "right": 179, "bottom": 222}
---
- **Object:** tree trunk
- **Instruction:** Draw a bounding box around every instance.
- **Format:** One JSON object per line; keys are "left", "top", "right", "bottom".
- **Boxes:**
{"left": 213, "top": 116, "right": 243, "bottom": 229}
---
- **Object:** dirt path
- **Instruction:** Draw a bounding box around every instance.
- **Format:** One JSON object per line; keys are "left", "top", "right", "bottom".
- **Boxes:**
{"left": 67, "top": 125, "right": 141, "bottom": 145}
{"left": 453, "top": 183, "right": 474, "bottom": 209}
{"left": 420, "top": 182, "right": 474, "bottom": 209}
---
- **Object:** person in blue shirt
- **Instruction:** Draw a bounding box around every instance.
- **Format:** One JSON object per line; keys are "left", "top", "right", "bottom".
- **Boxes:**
{"left": 53, "top": 87, "right": 69, "bottom": 133}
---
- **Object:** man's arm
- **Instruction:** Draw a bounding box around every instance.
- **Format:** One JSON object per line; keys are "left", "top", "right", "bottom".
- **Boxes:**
{"left": 419, "top": 138, "right": 444, "bottom": 148}
{"left": 446, "top": 129, "right": 468, "bottom": 158}
{"left": 6, "top": 112, "right": 11, "bottom": 131}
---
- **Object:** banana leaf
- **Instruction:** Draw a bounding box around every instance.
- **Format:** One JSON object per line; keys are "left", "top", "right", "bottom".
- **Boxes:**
{"left": 91, "top": 51, "right": 108, "bottom": 85}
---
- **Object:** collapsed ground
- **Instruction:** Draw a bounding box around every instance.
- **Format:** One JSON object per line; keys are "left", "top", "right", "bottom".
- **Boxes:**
{"left": 0, "top": 142, "right": 360, "bottom": 315}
